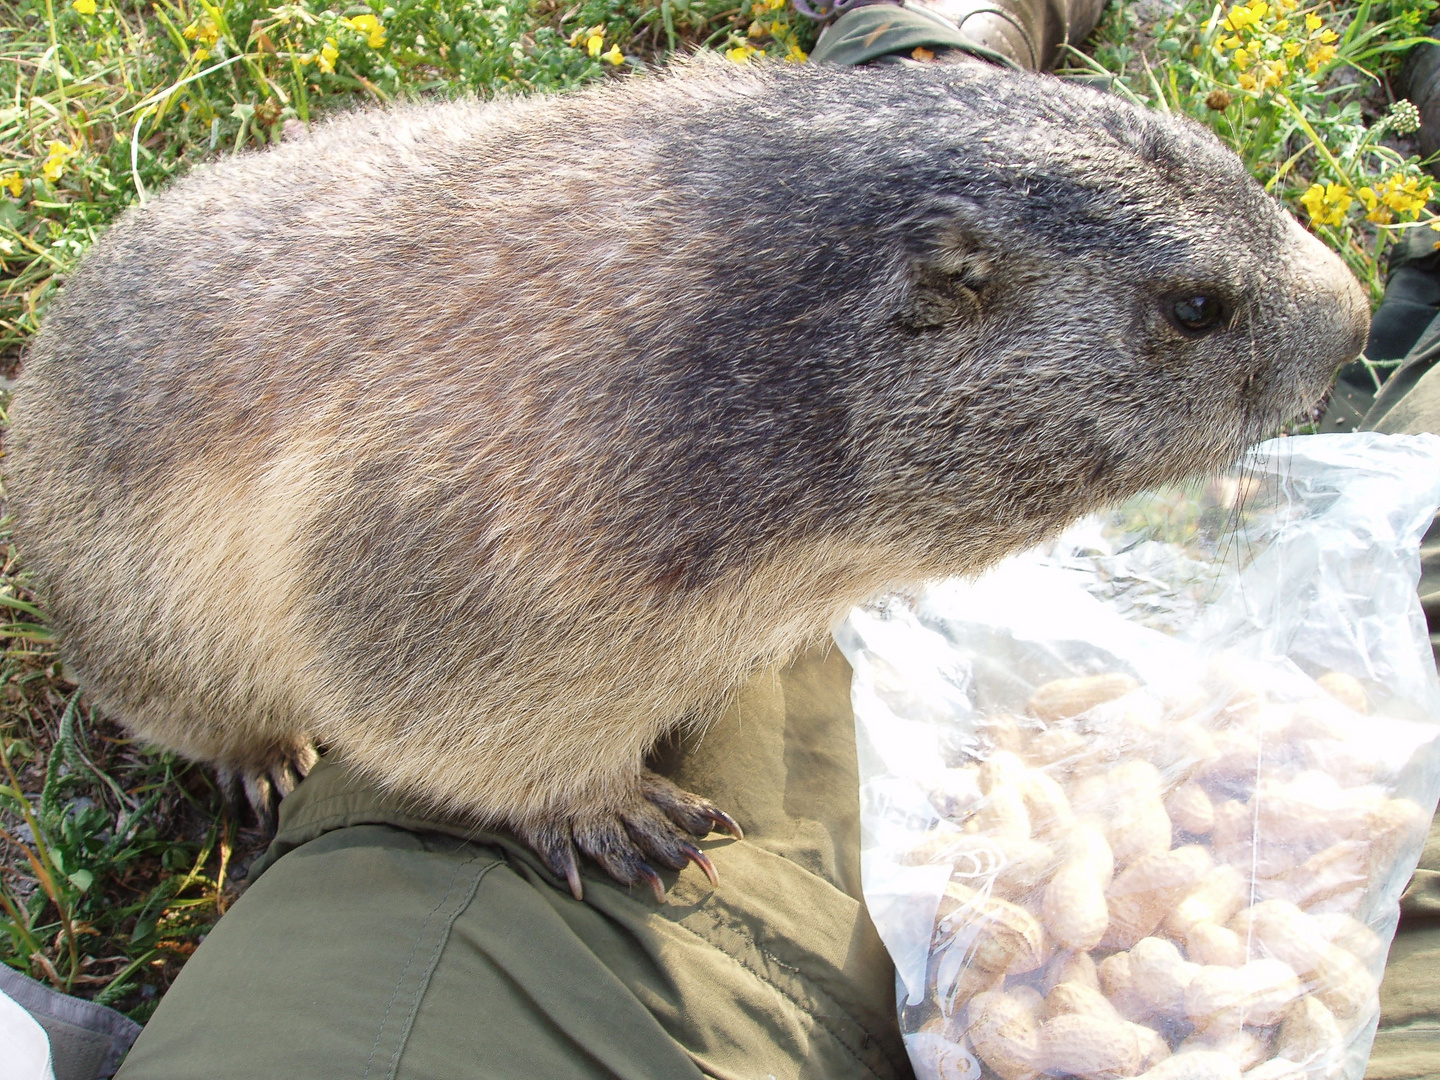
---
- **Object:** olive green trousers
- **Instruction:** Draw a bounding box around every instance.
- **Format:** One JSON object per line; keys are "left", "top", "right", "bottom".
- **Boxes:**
{"left": 114, "top": 649, "right": 913, "bottom": 1080}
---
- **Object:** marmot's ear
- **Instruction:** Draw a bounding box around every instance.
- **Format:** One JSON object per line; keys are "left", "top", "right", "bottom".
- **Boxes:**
{"left": 896, "top": 230, "right": 996, "bottom": 331}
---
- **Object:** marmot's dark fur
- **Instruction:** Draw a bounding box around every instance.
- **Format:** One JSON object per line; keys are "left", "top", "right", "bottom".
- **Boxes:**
{"left": 5, "top": 60, "right": 1368, "bottom": 899}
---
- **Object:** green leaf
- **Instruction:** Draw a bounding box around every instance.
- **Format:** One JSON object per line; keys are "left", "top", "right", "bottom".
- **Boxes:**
{"left": 67, "top": 869, "right": 93, "bottom": 893}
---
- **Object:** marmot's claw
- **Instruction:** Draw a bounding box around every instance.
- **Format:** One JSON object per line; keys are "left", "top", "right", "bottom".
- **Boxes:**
{"left": 528, "top": 824, "right": 586, "bottom": 901}
{"left": 636, "top": 865, "right": 667, "bottom": 904}
{"left": 523, "top": 771, "right": 741, "bottom": 902}
{"left": 704, "top": 807, "right": 744, "bottom": 841}
{"left": 213, "top": 742, "right": 320, "bottom": 836}
{"left": 678, "top": 842, "right": 720, "bottom": 888}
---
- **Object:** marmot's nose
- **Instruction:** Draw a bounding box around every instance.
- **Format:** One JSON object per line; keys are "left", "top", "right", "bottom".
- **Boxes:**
{"left": 1292, "top": 218, "right": 1371, "bottom": 373}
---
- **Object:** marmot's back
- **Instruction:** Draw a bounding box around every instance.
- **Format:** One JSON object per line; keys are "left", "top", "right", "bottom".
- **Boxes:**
{"left": 5, "top": 61, "right": 1370, "bottom": 897}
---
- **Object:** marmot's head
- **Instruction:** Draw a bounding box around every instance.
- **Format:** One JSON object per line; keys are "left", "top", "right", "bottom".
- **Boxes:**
{"left": 640, "top": 61, "right": 1368, "bottom": 568}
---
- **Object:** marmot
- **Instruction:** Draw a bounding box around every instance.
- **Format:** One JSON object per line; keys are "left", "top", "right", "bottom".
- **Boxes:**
{"left": 5, "top": 60, "right": 1368, "bottom": 900}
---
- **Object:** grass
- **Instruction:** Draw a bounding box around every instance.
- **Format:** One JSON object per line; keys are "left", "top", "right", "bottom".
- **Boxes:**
{"left": 0, "top": 0, "right": 1431, "bottom": 1027}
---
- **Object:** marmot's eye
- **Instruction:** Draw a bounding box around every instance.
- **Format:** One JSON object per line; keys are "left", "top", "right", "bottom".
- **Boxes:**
{"left": 1169, "top": 294, "right": 1228, "bottom": 335}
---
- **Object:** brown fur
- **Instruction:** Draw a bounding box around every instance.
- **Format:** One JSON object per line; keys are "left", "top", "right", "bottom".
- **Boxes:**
{"left": 4, "top": 59, "right": 1368, "bottom": 895}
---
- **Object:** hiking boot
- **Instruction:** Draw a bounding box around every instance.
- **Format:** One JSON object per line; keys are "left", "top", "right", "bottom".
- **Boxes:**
{"left": 807, "top": 0, "right": 1108, "bottom": 71}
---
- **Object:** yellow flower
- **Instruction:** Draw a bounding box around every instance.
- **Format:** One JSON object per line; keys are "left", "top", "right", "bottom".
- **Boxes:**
{"left": 194, "top": 47, "right": 209, "bottom": 61}
{"left": 317, "top": 38, "right": 338, "bottom": 73}
{"left": 71, "top": 0, "right": 96, "bottom": 13}
{"left": 602, "top": 43, "right": 623, "bottom": 64}
{"left": 1273, "top": 18, "right": 1288, "bottom": 31}
{"left": 1304, "top": 12, "right": 1322, "bottom": 29}
{"left": 1221, "top": 34, "right": 1243, "bottom": 49}
{"left": 41, "top": 140, "right": 79, "bottom": 184}
{"left": 1318, "top": 28, "right": 1337, "bottom": 42}
{"left": 1223, "top": 5, "right": 1255, "bottom": 30}
{"left": 1307, "top": 43, "right": 1335, "bottom": 71}
{"left": 1300, "top": 181, "right": 1351, "bottom": 226}
{"left": 1359, "top": 186, "right": 1378, "bottom": 211}
{"left": 748, "top": 19, "right": 767, "bottom": 36}
{"left": 1283, "top": 41, "right": 1302, "bottom": 57}
{"left": 1258, "top": 58, "right": 1286, "bottom": 88}
{"left": 1233, "top": 47, "right": 1251, "bottom": 69}
{"left": 2, "top": 172, "right": 22, "bottom": 197}
{"left": 1237, "top": 72, "right": 1257, "bottom": 89}
{"left": 344, "top": 13, "right": 386, "bottom": 49}
{"left": 1382, "top": 175, "right": 1432, "bottom": 215}
{"left": 182, "top": 17, "right": 219, "bottom": 46}
{"left": 726, "top": 43, "right": 764, "bottom": 63}
{"left": 586, "top": 31, "right": 604, "bottom": 56}
{"left": 785, "top": 41, "right": 807, "bottom": 62}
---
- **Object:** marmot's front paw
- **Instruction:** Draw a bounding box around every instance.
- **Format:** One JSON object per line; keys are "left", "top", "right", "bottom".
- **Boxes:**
{"left": 215, "top": 742, "right": 320, "bottom": 834}
{"left": 518, "top": 771, "right": 742, "bottom": 902}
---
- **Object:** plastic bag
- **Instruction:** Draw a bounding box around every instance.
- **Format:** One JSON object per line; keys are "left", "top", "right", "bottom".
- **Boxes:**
{"left": 835, "top": 432, "right": 1440, "bottom": 1080}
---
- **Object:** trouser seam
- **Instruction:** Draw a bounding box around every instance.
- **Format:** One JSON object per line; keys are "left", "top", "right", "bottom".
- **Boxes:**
{"left": 360, "top": 849, "right": 496, "bottom": 1080}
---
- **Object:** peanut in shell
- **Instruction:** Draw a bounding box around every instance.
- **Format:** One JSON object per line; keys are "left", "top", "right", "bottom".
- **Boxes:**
{"left": 1037, "top": 1012, "right": 1141, "bottom": 1080}
{"left": 1028, "top": 674, "right": 1139, "bottom": 723}
{"left": 967, "top": 990, "right": 1043, "bottom": 1080}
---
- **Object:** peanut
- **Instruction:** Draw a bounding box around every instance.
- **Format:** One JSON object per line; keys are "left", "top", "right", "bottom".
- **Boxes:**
{"left": 1311, "top": 913, "right": 1384, "bottom": 967}
{"left": 1165, "top": 864, "right": 1247, "bottom": 939}
{"left": 1241, "top": 1060, "right": 1307, "bottom": 1080}
{"left": 1315, "top": 672, "right": 1367, "bottom": 714}
{"left": 905, "top": 657, "right": 1417, "bottom": 1080}
{"left": 1165, "top": 782, "right": 1215, "bottom": 836}
{"left": 1137, "top": 1050, "right": 1241, "bottom": 1080}
{"left": 1210, "top": 800, "right": 1252, "bottom": 852}
{"left": 1107, "top": 796, "right": 1174, "bottom": 867}
{"left": 1025, "top": 727, "right": 1091, "bottom": 768}
{"left": 977, "top": 713, "right": 1033, "bottom": 754}
{"left": 1045, "top": 980, "right": 1123, "bottom": 1024}
{"left": 1178, "top": 1029, "right": 1270, "bottom": 1072}
{"left": 937, "top": 882, "right": 1047, "bottom": 975}
{"left": 1185, "top": 921, "right": 1247, "bottom": 969}
{"left": 1147, "top": 722, "right": 1220, "bottom": 785}
{"left": 900, "top": 824, "right": 972, "bottom": 867}
{"left": 1131, "top": 1024, "right": 1171, "bottom": 1071}
{"left": 1275, "top": 995, "right": 1342, "bottom": 1070}
{"left": 967, "top": 990, "right": 1042, "bottom": 1080}
{"left": 1009, "top": 984, "right": 1047, "bottom": 1019}
{"left": 973, "top": 784, "right": 1033, "bottom": 842}
{"left": 1042, "top": 822, "right": 1112, "bottom": 951}
{"left": 1029, "top": 674, "right": 1139, "bottom": 723}
{"left": 1128, "top": 937, "right": 1200, "bottom": 1021}
{"left": 1038, "top": 1012, "right": 1141, "bottom": 1080}
{"left": 1097, "top": 952, "right": 1147, "bottom": 1023}
{"left": 1200, "top": 727, "right": 1262, "bottom": 785}
{"left": 1103, "top": 845, "right": 1212, "bottom": 950}
{"left": 989, "top": 837, "right": 1058, "bottom": 901}
{"left": 911, "top": 1022, "right": 991, "bottom": 1080}
{"left": 1184, "top": 959, "right": 1301, "bottom": 1029}
{"left": 1044, "top": 949, "right": 1099, "bottom": 993}
{"left": 1023, "top": 769, "right": 1076, "bottom": 843}
{"left": 981, "top": 751, "right": 1035, "bottom": 796}
{"left": 1262, "top": 841, "right": 1366, "bottom": 911}
{"left": 1363, "top": 797, "right": 1428, "bottom": 889}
